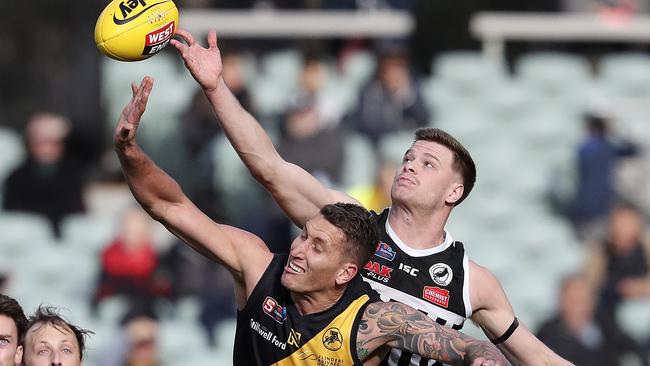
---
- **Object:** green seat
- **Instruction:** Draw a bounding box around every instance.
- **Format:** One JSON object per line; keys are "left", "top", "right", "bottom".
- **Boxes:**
{"left": 516, "top": 52, "right": 591, "bottom": 92}
{"left": 433, "top": 51, "right": 507, "bottom": 97}
{"left": 340, "top": 133, "right": 377, "bottom": 190}
{"left": 516, "top": 52, "right": 592, "bottom": 112}
{"left": 0, "top": 212, "right": 54, "bottom": 255}
{"left": 599, "top": 52, "right": 650, "bottom": 97}
{"left": 617, "top": 299, "right": 650, "bottom": 343}
{"left": 259, "top": 49, "right": 301, "bottom": 94}
{"left": 341, "top": 50, "right": 376, "bottom": 90}
{"left": 60, "top": 213, "right": 118, "bottom": 254}
{"left": 377, "top": 131, "right": 416, "bottom": 164}
{"left": 0, "top": 127, "right": 25, "bottom": 183}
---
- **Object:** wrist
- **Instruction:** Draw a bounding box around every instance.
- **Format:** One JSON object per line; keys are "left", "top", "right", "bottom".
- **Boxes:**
{"left": 202, "top": 76, "right": 226, "bottom": 96}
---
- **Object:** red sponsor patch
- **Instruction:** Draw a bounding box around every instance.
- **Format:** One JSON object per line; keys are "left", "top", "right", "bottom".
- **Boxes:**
{"left": 364, "top": 261, "right": 393, "bottom": 278}
{"left": 423, "top": 286, "right": 449, "bottom": 308}
{"left": 145, "top": 21, "right": 175, "bottom": 46}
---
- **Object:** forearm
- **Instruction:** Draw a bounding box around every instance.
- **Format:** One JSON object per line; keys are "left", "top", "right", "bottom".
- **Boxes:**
{"left": 203, "top": 77, "right": 281, "bottom": 183}
{"left": 115, "top": 142, "right": 186, "bottom": 220}
{"left": 358, "top": 302, "right": 504, "bottom": 365}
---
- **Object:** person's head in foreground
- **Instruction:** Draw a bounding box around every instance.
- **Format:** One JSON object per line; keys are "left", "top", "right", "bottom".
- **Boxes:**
{"left": 21, "top": 306, "right": 92, "bottom": 366}
{"left": 0, "top": 294, "right": 27, "bottom": 366}
{"left": 392, "top": 128, "right": 476, "bottom": 210}
{"left": 281, "top": 203, "right": 379, "bottom": 294}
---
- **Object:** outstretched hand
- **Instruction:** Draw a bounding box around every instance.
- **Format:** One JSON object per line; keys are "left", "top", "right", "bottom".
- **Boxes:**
{"left": 171, "top": 29, "right": 223, "bottom": 92}
{"left": 114, "top": 76, "right": 154, "bottom": 148}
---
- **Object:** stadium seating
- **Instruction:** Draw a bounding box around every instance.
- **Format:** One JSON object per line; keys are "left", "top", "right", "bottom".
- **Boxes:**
{"left": 598, "top": 52, "right": 650, "bottom": 98}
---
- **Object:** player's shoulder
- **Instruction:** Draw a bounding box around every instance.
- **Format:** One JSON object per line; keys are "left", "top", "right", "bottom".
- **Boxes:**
{"left": 468, "top": 260, "right": 504, "bottom": 295}
{"left": 468, "top": 260, "right": 511, "bottom": 311}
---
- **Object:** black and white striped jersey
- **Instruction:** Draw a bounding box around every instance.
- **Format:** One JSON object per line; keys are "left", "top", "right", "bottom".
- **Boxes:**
{"left": 365, "top": 208, "right": 472, "bottom": 366}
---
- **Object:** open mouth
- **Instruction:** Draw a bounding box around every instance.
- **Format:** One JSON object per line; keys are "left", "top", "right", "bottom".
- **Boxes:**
{"left": 287, "top": 259, "right": 305, "bottom": 274}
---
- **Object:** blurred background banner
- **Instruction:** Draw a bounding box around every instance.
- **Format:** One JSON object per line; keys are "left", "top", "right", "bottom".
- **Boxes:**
{"left": 1, "top": 0, "right": 650, "bottom": 365}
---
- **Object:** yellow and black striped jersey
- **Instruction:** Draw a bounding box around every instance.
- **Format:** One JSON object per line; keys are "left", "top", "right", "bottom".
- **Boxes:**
{"left": 234, "top": 254, "right": 380, "bottom": 365}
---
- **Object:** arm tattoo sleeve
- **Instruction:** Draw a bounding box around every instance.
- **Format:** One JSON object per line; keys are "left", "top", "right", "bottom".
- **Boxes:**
{"left": 357, "top": 302, "right": 504, "bottom": 364}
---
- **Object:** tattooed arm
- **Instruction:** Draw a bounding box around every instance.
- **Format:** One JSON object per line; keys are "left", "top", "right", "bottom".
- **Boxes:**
{"left": 357, "top": 302, "right": 506, "bottom": 366}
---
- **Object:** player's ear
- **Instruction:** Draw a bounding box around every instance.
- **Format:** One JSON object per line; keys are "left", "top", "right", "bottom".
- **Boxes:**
{"left": 445, "top": 182, "right": 464, "bottom": 205}
{"left": 335, "top": 263, "right": 358, "bottom": 286}
{"left": 14, "top": 344, "right": 23, "bottom": 365}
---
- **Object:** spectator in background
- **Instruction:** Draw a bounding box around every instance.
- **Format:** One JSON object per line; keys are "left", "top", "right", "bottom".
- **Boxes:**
{"left": 584, "top": 203, "right": 650, "bottom": 362}
{"left": 354, "top": 42, "right": 429, "bottom": 144}
{"left": 92, "top": 207, "right": 167, "bottom": 314}
{"left": 277, "top": 92, "right": 345, "bottom": 187}
{"left": 537, "top": 274, "right": 619, "bottom": 365}
{"left": 21, "top": 306, "right": 92, "bottom": 366}
{"left": 98, "top": 310, "right": 160, "bottom": 366}
{"left": 0, "top": 294, "right": 28, "bottom": 366}
{"left": 3, "top": 112, "right": 86, "bottom": 237}
{"left": 159, "top": 240, "right": 236, "bottom": 347}
{"left": 297, "top": 55, "right": 345, "bottom": 127}
{"left": 121, "top": 313, "right": 159, "bottom": 366}
{"left": 570, "top": 113, "right": 639, "bottom": 242}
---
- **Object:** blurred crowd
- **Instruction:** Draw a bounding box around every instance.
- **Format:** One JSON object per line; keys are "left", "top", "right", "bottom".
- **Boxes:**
{"left": 2, "top": 0, "right": 650, "bottom": 365}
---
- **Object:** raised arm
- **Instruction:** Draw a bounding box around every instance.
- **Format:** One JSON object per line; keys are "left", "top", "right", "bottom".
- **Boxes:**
{"left": 469, "top": 262, "right": 574, "bottom": 366}
{"left": 357, "top": 302, "right": 506, "bottom": 366}
{"left": 170, "top": 30, "right": 357, "bottom": 228}
{"left": 114, "top": 77, "right": 271, "bottom": 304}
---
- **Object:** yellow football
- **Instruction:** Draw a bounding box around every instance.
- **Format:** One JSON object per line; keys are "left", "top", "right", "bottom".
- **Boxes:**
{"left": 94, "top": 0, "right": 179, "bottom": 62}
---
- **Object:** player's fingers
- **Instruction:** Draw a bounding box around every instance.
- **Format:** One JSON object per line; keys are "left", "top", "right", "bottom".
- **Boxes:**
{"left": 137, "top": 77, "right": 154, "bottom": 107}
{"left": 131, "top": 82, "right": 138, "bottom": 96}
{"left": 207, "top": 30, "right": 217, "bottom": 49}
{"left": 175, "top": 28, "right": 196, "bottom": 46}
{"left": 170, "top": 39, "right": 187, "bottom": 53}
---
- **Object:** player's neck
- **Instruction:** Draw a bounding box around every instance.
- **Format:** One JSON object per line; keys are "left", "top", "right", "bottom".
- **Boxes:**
{"left": 290, "top": 287, "right": 345, "bottom": 316}
{"left": 387, "top": 204, "right": 448, "bottom": 250}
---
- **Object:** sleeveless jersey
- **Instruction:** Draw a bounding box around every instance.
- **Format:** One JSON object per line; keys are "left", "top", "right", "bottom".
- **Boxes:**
{"left": 234, "top": 253, "right": 380, "bottom": 365}
{"left": 366, "top": 208, "right": 472, "bottom": 366}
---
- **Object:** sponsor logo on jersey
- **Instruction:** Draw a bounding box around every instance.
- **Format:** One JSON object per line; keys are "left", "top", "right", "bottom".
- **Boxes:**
{"left": 398, "top": 263, "right": 419, "bottom": 276}
{"left": 374, "top": 242, "right": 396, "bottom": 261}
{"left": 262, "top": 296, "right": 287, "bottom": 324}
{"left": 423, "top": 286, "right": 450, "bottom": 308}
{"left": 429, "top": 263, "right": 453, "bottom": 286}
{"left": 364, "top": 261, "right": 393, "bottom": 283}
{"left": 322, "top": 327, "right": 343, "bottom": 351}
{"left": 250, "top": 318, "right": 287, "bottom": 350}
{"left": 287, "top": 328, "right": 301, "bottom": 348}
{"left": 297, "top": 351, "right": 344, "bottom": 365}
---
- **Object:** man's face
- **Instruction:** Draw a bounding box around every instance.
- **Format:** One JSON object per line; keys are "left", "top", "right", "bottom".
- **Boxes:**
{"left": 281, "top": 215, "right": 353, "bottom": 293}
{"left": 391, "top": 140, "right": 463, "bottom": 210}
{"left": 0, "top": 315, "right": 22, "bottom": 366}
{"left": 23, "top": 323, "right": 82, "bottom": 366}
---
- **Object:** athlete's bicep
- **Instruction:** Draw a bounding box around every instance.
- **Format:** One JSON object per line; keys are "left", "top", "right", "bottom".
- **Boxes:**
{"left": 163, "top": 201, "right": 271, "bottom": 281}
{"left": 469, "top": 262, "right": 571, "bottom": 365}
{"left": 269, "top": 160, "right": 360, "bottom": 227}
